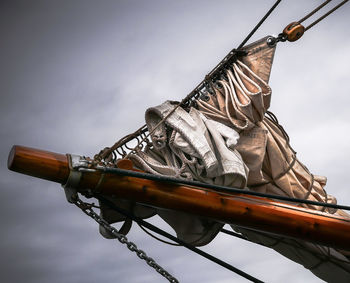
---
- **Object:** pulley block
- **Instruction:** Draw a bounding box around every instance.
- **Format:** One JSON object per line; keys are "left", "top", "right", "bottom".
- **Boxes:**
{"left": 283, "top": 22, "right": 305, "bottom": 42}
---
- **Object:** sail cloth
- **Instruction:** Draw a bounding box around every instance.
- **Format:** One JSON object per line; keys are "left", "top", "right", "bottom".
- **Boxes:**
{"left": 100, "top": 37, "right": 350, "bottom": 281}
{"left": 136, "top": 100, "right": 248, "bottom": 187}
{"left": 195, "top": 38, "right": 350, "bottom": 282}
{"left": 99, "top": 92, "right": 250, "bottom": 246}
{"left": 128, "top": 101, "right": 249, "bottom": 246}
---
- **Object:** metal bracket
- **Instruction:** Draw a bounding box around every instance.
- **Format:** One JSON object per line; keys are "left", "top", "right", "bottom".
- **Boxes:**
{"left": 62, "top": 154, "right": 88, "bottom": 203}
{"left": 266, "top": 33, "right": 287, "bottom": 47}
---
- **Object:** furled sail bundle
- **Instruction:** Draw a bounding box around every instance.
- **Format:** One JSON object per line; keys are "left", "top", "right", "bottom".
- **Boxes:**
{"left": 98, "top": 37, "right": 350, "bottom": 282}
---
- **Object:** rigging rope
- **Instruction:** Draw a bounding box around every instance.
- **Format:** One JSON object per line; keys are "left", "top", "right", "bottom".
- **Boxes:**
{"left": 138, "top": 223, "right": 181, "bottom": 246}
{"left": 96, "top": 1, "right": 284, "bottom": 162}
{"left": 97, "top": 0, "right": 350, "bottom": 162}
{"left": 135, "top": 225, "right": 350, "bottom": 269}
{"left": 98, "top": 0, "right": 350, "bottom": 164}
{"left": 94, "top": 165, "right": 350, "bottom": 212}
{"left": 86, "top": 2, "right": 350, "bottom": 281}
{"left": 238, "top": 0, "right": 282, "bottom": 49}
{"left": 304, "top": 0, "right": 349, "bottom": 31}
{"left": 298, "top": 0, "right": 332, "bottom": 24}
{"left": 275, "top": 0, "right": 349, "bottom": 43}
{"left": 96, "top": 194, "right": 265, "bottom": 283}
{"left": 221, "top": 228, "right": 249, "bottom": 241}
{"left": 220, "top": 228, "right": 350, "bottom": 268}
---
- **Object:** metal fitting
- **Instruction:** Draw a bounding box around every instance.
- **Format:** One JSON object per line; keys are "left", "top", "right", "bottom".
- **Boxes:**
{"left": 62, "top": 154, "right": 86, "bottom": 203}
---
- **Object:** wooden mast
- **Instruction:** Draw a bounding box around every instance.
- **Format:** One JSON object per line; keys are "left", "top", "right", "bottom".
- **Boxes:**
{"left": 8, "top": 145, "right": 350, "bottom": 251}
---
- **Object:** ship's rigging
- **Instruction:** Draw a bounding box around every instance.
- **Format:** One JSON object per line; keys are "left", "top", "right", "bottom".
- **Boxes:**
{"left": 89, "top": 2, "right": 350, "bottom": 281}
{"left": 6, "top": 1, "right": 350, "bottom": 282}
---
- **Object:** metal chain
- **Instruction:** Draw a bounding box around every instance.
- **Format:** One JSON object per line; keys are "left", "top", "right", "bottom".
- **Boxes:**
{"left": 72, "top": 195, "right": 179, "bottom": 283}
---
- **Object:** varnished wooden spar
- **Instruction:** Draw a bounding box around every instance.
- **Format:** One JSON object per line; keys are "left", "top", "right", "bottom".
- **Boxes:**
{"left": 8, "top": 145, "right": 350, "bottom": 251}
{"left": 8, "top": 145, "right": 69, "bottom": 183}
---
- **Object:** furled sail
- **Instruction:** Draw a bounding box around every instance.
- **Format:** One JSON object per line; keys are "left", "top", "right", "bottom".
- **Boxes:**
{"left": 98, "top": 37, "right": 350, "bottom": 282}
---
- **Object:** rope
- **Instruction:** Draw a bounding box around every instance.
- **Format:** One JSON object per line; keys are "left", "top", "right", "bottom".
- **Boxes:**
{"left": 137, "top": 223, "right": 181, "bottom": 246}
{"left": 95, "top": 165, "right": 350, "bottom": 212}
{"left": 97, "top": 0, "right": 350, "bottom": 162}
{"left": 298, "top": 0, "right": 332, "bottom": 24}
{"left": 96, "top": 1, "right": 285, "bottom": 162}
{"left": 220, "top": 228, "right": 350, "bottom": 267}
{"left": 221, "top": 228, "right": 249, "bottom": 241}
{"left": 119, "top": 50, "right": 246, "bottom": 160}
{"left": 96, "top": 194, "right": 265, "bottom": 283}
{"left": 305, "top": 0, "right": 349, "bottom": 31}
{"left": 124, "top": 97, "right": 194, "bottom": 159}
{"left": 238, "top": 0, "right": 282, "bottom": 49}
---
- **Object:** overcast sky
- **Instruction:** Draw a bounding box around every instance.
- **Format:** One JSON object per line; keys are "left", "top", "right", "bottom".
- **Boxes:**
{"left": 1, "top": 1, "right": 350, "bottom": 282}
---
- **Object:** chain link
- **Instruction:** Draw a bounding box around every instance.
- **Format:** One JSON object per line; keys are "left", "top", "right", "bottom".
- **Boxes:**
{"left": 72, "top": 195, "right": 179, "bottom": 283}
